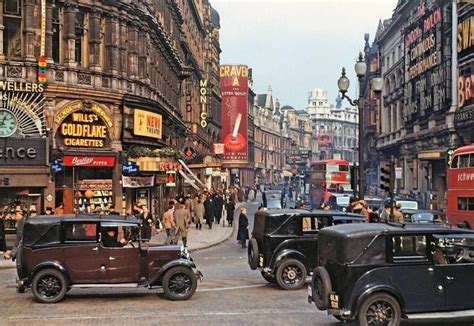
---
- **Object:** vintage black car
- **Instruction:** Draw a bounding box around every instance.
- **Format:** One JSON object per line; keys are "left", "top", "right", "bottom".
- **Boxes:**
{"left": 308, "top": 223, "right": 474, "bottom": 325}
{"left": 262, "top": 190, "right": 284, "bottom": 209}
{"left": 402, "top": 209, "right": 446, "bottom": 224}
{"left": 247, "top": 209, "right": 365, "bottom": 290}
{"left": 16, "top": 215, "right": 202, "bottom": 303}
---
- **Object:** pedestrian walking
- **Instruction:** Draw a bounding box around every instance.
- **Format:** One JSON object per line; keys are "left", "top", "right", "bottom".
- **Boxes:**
{"left": 213, "top": 191, "right": 224, "bottom": 225}
{"left": 11, "top": 209, "right": 27, "bottom": 261}
{"left": 248, "top": 188, "right": 255, "bottom": 202}
{"left": 237, "top": 207, "right": 249, "bottom": 248}
{"left": 226, "top": 198, "right": 235, "bottom": 227}
{"left": 139, "top": 205, "right": 154, "bottom": 241}
{"left": 174, "top": 200, "right": 191, "bottom": 247}
{"left": 380, "top": 203, "right": 391, "bottom": 223}
{"left": 0, "top": 212, "right": 10, "bottom": 259}
{"left": 204, "top": 194, "right": 215, "bottom": 229}
{"left": 162, "top": 204, "right": 176, "bottom": 244}
{"left": 194, "top": 197, "right": 205, "bottom": 230}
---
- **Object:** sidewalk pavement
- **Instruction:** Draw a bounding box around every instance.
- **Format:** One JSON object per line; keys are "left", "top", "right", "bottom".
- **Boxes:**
{"left": 0, "top": 219, "right": 235, "bottom": 270}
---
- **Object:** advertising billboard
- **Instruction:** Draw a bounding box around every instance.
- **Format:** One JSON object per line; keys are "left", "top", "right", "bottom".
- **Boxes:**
{"left": 220, "top": 64, "right": 249, "bottom": 162}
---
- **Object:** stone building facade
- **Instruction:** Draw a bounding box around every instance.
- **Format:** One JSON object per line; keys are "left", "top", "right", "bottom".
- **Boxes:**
{"left": 307, "top": 89, "right": 358, "bottom": 162}
{"left": 0, "top": 0, "right": 220, "bottom": 217}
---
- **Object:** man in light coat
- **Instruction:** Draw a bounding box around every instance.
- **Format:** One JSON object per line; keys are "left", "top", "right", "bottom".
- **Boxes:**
{"left": 174, "top": 200, "right": 191, "bottom": 247}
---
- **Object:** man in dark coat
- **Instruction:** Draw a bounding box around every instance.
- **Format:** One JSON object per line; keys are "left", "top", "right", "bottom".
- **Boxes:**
{"left": 237, "top": 207, "right": 249, "bottom": 248}
{"left": 203, "top": 194, "right": 215, "bottom": 229}
{"left": 213, "top": 192, "right": 224, "bottom": 225}
{"left": 226, "top": 198, "right": 235, "bottom": 227}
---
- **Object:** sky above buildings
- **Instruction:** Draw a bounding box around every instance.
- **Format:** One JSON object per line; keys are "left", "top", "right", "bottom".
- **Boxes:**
{"left": 212, "top": 0, "right": 398, "bottom": 110}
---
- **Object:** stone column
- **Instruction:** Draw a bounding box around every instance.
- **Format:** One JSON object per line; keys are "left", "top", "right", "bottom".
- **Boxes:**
{"left": 118, "top": 17, "right": 128, "bottom": 75}
{"left": 105, "top": 13, "right": 119, "bottom": 74}
{"left": 63, "top": 1, "right": 77, "bottom": 66}
{"left": 128, "top": 23, "right": 139, "bottom": 78}
{"left": 0, "top": 3, "right": 4, "bottom": 61}
{"left": 23, "top": 0, "right": 36, "bottom": 60}
{"left": 45, "top": 0, "right": 53, "bottom": 62}
{"left": 88, "top": 7, "right": 101, "bottom": 70}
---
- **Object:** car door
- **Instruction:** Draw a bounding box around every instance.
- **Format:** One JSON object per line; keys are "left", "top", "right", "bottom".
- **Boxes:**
{"left": 62, "top": 221, "right": 99, "bottom": 284}
{"left": 434, "top": 234, "right": 474, "bottom": 310}
{"left": 299, "top": 216, "right": 321, "bottom": 270}
{"left": 388, "top": 234, "right": 445, "bottom": 313}
{"left": 97, "top": 222, "right": 141, "bottom": 283}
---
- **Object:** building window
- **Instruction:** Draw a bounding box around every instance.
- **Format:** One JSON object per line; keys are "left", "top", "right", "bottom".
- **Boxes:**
{"left": 52, "top": 1, "right": 62, "bottom": 63}
{"left": 75, "top": 9, "right": 87, "bottom": 67}
{"left": 3, "top": 0, "right": 22, "bottom": 58}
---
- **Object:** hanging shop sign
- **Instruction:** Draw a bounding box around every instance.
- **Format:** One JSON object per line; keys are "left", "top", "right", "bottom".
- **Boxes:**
{"left": 51, "top": 159, "right": 63, "bottom": 173}
{"left": 55, "top": 101, "right": 113, "bottom": 148}
{"left": 199, "top": 80, "right": 208, "bottom": 128}
{"left": 122, "top": 161, "right": 140, "bottom": 174}
{"left": 183, "top": 146, "right": 198, "bottom": 161}
{"left": 403, "top": 3, "right": 450, "bottom": 123}
{"left": 166, "top": 171, "right": 176, "bottom": 187}
{"left": 133, "top": 109, "right": 162, "bottom": 139}
{"left": 63, "top": 155, "right": 116, "bottom": 167}
{"left": 0, "top": 138, "right": 47, "bottom": 166}
{"left": 220, "top": 65, "right": 249, "bottom": 163}
{"left": 0, "top": 81, "right": 46, "bottom": 137}
{"left": 122, "top": 175, "right": 154, "bottom": 188}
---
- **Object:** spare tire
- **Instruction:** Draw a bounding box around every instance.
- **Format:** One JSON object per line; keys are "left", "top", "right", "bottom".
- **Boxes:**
{"left": 312, "top": 266, "right": 332, "bottom": 310}
{"left": 248, "top": 238, "right": 259, "bottom": 270}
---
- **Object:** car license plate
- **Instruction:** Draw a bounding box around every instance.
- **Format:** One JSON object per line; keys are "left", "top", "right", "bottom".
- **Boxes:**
{"left": 329, "top": 292, "right": 340, "bottom": 310}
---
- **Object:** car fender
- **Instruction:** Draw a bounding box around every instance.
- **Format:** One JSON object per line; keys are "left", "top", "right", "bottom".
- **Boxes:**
{"left": 272, "top": 249, "right": 308, "bottom": 272}
{"left": 29, "top": 261, "right": 70, "bottom": 286}
{"left": 351, "top": 284, "right": 405, "bottom": 319}
{"left": 150, "top": 259, "right": 197, "bottom": 286}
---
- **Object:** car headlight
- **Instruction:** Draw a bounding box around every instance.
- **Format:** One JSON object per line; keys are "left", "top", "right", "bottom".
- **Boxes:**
{"left": 181, "top": 246, "right": 190, "bottom": 260}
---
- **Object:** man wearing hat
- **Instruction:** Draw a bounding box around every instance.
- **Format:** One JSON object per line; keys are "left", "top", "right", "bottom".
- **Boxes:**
{"left": 393, "top": 203, "right": 404, "bottom": 223}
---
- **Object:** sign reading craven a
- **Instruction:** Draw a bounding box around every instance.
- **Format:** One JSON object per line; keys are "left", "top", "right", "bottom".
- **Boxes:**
{"left": 133, "top": 109, "right": 162, "bottom": 139}
{"left": 403, "top": 4, "right": 450, "bottom": 123}
{"left": 55, "top": 101, "right": 113, "bottom": 148}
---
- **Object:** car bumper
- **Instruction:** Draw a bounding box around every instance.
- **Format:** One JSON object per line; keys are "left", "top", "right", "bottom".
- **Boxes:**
{"left": 196, "top": 270, "right": 203, "bottom": 282}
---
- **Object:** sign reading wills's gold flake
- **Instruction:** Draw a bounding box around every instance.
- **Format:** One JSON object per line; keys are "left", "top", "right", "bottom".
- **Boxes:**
{"left": 133, "top": 109, "right": 162, "bottom": 139}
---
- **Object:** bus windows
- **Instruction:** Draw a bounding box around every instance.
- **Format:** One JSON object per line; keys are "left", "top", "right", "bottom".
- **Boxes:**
{"left": 470, "top": 154, "right": 474, "bottom": 168}
{"left": 451, "top": 155, "right": 458, "bottom": 168}
{"left": 457, "top": 197, "right": 474, "bottom": 211}
{"left": 460, "top": 154, "right": 469, "bottom": 168}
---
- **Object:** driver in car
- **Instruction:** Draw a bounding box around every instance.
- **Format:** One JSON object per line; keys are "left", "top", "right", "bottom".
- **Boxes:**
{"left": 102, "top": 228, "right": 127, "bottom": 247}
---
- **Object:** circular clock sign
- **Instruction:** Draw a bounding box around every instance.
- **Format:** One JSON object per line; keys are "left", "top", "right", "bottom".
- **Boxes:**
{"left": 0, "top": 109, "right": 18, "bottom": 137}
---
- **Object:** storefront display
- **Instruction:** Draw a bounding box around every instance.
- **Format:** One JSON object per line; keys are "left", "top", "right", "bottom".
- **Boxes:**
{"left": 75, "top": 180, "right": 113, "bottom": 213}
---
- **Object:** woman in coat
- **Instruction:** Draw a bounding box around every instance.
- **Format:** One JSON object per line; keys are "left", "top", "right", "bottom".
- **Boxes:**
{"left": 237, "top": 207, "right": 249, "bottom": 248}
{"left": 162, "top": 204, "right": 176, "bottom": 244}
{"left": 194, "top": 197, "right": 205, "bottom": 230}
{"left": 226, "top": 199, "right": 235, "bottom": 227}
{"left": 140, "top": 205, "right": 154, "bottom": 241}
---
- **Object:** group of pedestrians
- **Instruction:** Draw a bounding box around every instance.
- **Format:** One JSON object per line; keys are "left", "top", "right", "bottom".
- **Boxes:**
{"left": 343, "top": 197, "right": 404, "bottom": 223}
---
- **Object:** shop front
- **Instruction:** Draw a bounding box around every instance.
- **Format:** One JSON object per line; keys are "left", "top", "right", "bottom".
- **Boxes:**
{"left": 0, "top": 81, "right": 49, "bottom": 218}
{"left": 52, "top": 100, "right": 120, "bottom": 214}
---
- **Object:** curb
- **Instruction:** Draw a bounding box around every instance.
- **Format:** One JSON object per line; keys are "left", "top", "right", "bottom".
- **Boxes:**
{"left": 189, "top": 225, "right": 235, "bottom": 253}
{"left": 0, "top": 262, "right": 15, "bottom": 270}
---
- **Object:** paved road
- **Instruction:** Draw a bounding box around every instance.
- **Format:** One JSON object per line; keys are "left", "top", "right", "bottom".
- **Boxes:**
{"left": 0, "top": 200, "right": 471, "bottom": 325}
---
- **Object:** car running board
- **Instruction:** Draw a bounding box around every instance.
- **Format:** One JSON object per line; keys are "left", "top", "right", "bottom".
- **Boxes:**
{"left": 406, "top": 309, "right": 474, "bottom": 320}
{"left": 71, "top": 283, "right": 139, "bottom": 288}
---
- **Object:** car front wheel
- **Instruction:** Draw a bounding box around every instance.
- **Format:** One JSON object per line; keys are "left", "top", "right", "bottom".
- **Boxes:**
{"left": 358, "top": 293, "right": 401, "bottom": 326}
{"left": 162, "top": 266, "right": 197, "bottom": 301}
{"left": 31, "top": 268, "right": 68, "bottom": 303}
{"left": 276, "top": 259, "right": 307, "bottom": 290}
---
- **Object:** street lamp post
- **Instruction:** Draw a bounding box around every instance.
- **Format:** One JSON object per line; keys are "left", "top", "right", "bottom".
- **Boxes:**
{"left": 337, "top": 52, "right": 383, "bottom": 199}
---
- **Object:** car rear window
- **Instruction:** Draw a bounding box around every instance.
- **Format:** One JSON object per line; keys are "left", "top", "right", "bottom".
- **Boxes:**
{"left": 391, "top": 235, "right": 427, "bottom": 262}
{"left": 336, "top": 197, "right": 350, "bottom": 206}
{"left": 64, "top": 222, "right": 97, "bottom": 242}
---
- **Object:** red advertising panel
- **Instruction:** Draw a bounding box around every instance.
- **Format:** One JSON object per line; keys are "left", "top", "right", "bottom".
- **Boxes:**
{"left": 220, "top": 64, "right": 248, "bottom": 162}
{"left": 63, "top": 155, "right": 116, "bottom": 167}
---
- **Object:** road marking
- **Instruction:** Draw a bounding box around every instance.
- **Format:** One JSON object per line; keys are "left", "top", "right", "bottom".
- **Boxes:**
{"left": 8, "top": 309, "right": 316, "bottom": 321}
{"left": 197, "top": 284, "right": 266, "bottom": 292}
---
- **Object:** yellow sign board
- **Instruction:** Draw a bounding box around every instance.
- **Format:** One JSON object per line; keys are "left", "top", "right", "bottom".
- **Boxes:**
{"left": 134, "top": 109, "right": 162, "bottom": 139}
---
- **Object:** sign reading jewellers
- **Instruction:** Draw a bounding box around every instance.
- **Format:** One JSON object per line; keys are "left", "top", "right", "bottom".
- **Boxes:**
{"left": 456, "top": 4, "right": 474, "bottom": 124}
{"left": 0, "top": 81, "right": 47, "bottom": 166}
{"left": 55, "top": 101, "right": 113, "bottom": 148}
{"left": 403, "top": 1, "right": 450, "bottom": 123}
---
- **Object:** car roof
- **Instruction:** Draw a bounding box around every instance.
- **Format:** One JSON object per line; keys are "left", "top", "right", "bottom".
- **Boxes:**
{"left": 25, "top": 214, "right": 139, "bottom": 225}
{"left": 402, "top": 209, "right": 444, "bottom": 214}
{"left": 330, "top": 194, "right": 350, "bottom": 198}
{"left": 321, "top": 223, "right": 474, "bottom": 239}
{"left": 257, "top": 209, "right": 365, "bottom": 219}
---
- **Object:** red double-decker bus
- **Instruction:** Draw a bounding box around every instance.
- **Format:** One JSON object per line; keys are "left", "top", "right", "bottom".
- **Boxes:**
{"left": 309, "top": 159, "right": 351, "bottom": 208}
{"left": 447, "top": 144, "right": 474, "bottom": 228}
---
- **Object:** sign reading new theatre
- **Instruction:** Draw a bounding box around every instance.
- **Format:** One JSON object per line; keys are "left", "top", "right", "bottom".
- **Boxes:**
{"left": 133, "top": 109, "right": 162, "bottom": 139}
{"left": 55, "top": 101, "right": 113, "bottom": 148}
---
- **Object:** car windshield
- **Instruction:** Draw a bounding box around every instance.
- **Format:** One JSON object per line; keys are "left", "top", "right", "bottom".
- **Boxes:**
{"left": 336, "top": 197, "right": 350, "bottom": 206}
{"left": 412, "top": 213, "right": 434, "bottom": 223}
{"left": 397, "top": 201, "right": 418, "bottom": 210}
{"left": 266, "top": 200, "right": 281, "bottom": 209}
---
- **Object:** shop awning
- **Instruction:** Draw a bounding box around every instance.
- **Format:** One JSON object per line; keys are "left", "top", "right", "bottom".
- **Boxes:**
{"left": 178, "top": 169, "right": 200, "bottom": 191}
{"left": 178, "top": 159, "right": 206, "bottom": 188}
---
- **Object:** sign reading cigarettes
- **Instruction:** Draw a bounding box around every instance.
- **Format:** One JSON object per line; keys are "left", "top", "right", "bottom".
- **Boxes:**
{"left": 219, "top": 64, "right": 249, "bottom": 163}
